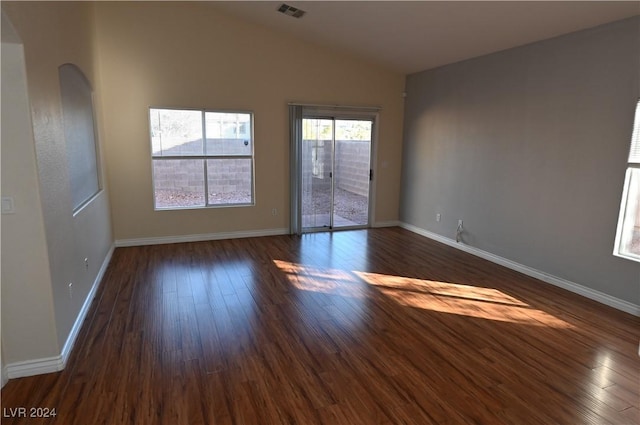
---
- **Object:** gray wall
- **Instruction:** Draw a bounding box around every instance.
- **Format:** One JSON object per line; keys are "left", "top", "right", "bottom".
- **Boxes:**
{"left": 400, "top": 17, "right": 640, "bottom": 305}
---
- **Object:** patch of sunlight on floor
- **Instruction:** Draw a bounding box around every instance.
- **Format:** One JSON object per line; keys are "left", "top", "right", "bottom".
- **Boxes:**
{"left": 273, "top": 260, "right": 573, "bottom": 328}
{"left": 273, "top": 259, "right": 368, "bottom": 298}
{"left": 355, "top": 271, "right": 574, "bottom": 328}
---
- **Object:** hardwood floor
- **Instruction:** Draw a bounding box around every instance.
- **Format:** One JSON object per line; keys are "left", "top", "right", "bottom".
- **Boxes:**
{"left": 2, "top": 227, "right": 638, "bottom": 424}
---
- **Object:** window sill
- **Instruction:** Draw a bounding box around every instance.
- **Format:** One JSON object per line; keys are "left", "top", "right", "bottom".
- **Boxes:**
{"left": 613, "top": 251, "right": 640, "bottom": 264}
{"left": 154, "top": 202, "right": 255, "bottom": 212}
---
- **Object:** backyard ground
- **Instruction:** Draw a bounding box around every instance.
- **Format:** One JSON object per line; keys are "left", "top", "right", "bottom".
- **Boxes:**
{"left": 154, "top": 190, "right": 251, "bottom": 208}
{"left": 155, "top": 187, "right": 368, "bottom": 227}
{"left": 302, "top": 187, "right": 368, "bottom": 227}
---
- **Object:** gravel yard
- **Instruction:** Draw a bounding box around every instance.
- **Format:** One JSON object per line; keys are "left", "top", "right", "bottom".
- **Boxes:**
{"left": 302, "top": 187, "right": 368, "bottom": 226}
{"left": 155, "top": 187, "right": 369, "bottom": 228}
{"left": 154, "top": 189, "right": 251, "bottom": 208}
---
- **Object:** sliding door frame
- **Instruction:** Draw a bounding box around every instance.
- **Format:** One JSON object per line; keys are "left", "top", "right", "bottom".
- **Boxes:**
{"left": 289, "top": 104, "right": 379, "bottom": 235}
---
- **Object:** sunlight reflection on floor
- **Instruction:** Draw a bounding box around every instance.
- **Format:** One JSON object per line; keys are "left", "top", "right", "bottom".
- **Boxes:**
{"left": 274, "top": 260, "right": 573, "bottom": 328}
{"left": 274, "top": 260, "right": 368, "bottom": 298}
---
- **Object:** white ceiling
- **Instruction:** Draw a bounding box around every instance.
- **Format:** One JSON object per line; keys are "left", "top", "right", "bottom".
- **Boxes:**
{"left": 212, "top": 1, "right": 640, "bottom": 74}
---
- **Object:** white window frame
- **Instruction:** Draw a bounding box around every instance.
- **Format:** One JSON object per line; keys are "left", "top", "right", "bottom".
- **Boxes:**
{"left": 613, "top": 99, "right": 640, "bottom": 262}
{"left": 149, "top": 107, "right": 255, "bottom": 210}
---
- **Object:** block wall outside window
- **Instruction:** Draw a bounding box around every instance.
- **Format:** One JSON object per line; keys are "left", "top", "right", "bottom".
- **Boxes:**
{"left": 149, "top": 108, "right": 254, "bottom": 210}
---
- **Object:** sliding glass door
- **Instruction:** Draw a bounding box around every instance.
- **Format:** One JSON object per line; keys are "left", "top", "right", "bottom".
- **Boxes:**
{"left": 333, "top": 119, "right": 373, "bottom": 228}
{"left": 299, "top": 115, "right": 374, "bottom": 232}
{"left": 301, "top": 118, "right": 333, "bottom": 229}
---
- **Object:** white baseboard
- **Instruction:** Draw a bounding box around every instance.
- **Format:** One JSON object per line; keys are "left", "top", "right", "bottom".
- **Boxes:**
{"left": 115, "top": 227, "right": 289, "bottom": 247}
{"left": 6, "top": 356, "right": 63, "bottom": 379}
{"left": 6, "top": 244, "right": 115, "bottom": 380}
{"left": 400, "top": 222, "right": 640, "bottom": 317}
{"left": 60, "top": 244, "right": 115, "bottom": 364}
{"left": 373, "top": 220, "right": 401, "bottom": 228}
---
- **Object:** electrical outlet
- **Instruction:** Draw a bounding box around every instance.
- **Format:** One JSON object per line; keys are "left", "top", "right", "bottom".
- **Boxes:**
{"left": 68, "top": 282, "right": 73, "bottom": 300}
{"left": 84, "top": 258, "right": 89, "bottom": 270}
{"left": 272, "top": 208, "right": 278, "bottom": 216}
{"left": 436, "top": 213, "right": 441, "bottom": 222}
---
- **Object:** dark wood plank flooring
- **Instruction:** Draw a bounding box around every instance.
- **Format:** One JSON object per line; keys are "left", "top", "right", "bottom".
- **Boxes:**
{"left": 2, "top": 227, "right": 639, "bottom": 424}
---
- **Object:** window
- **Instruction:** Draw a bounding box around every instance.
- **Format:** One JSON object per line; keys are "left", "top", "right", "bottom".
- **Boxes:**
{"left": 150, "top": 108, "right": 254, "bottom": 209}
{"left": 59, "top": 64, "right": 100, "bottom": 211}
{"left": 613, "top": 100, "right": 640, "bottom": 262}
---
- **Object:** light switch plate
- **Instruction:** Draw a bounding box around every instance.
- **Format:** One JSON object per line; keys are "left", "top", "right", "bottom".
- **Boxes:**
{"left": 1, "top": 197, "right": 15, "bottom": 214}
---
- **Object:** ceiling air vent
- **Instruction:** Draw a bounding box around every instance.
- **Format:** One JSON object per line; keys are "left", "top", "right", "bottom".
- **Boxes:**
{"left": 277, "top": 3, "right": 306, "bottom": 19}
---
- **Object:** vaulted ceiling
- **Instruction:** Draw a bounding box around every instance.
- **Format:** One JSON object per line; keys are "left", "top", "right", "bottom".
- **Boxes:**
{"left": 212, "top": 1, "right": 639, "bottom": 74}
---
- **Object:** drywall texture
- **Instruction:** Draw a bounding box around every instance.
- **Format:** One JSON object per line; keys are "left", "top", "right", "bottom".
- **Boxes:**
{"left": 2, "top": 2, "right": 113, "bottom": 358}
{"left": 94, "top": 1, "right": 405, "bottom": 240}
{"left": 1, "top": 39, "right": 59, "bottom": 364}
{"left": 401, "top": 17, "right": 640, "bottom": 305}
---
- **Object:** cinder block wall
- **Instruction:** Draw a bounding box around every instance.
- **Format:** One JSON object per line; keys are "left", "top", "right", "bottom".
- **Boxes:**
{"left": 301, "top": 139, "right": 371, "bottom": 198}
{"left": 153, "top": 138, "right": 252, "bottom": 194}
{"left": 336, "top": 140, "right": 371, "bottom": 197}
